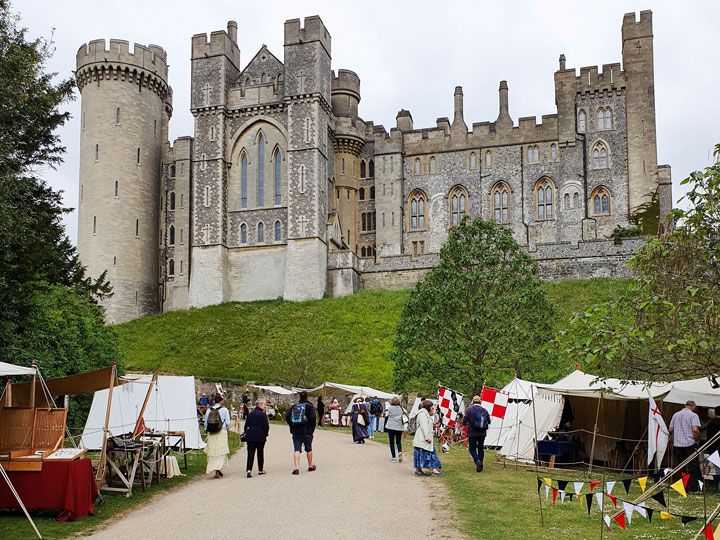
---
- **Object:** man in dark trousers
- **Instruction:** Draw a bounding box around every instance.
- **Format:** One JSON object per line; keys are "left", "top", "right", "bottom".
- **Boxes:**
{"left": 462, "top": 395, "right": 491, "bottom": 472}
{"left": 286, "top": 390, "right": 317, "bottom": 475}
{"left": 317, "top": 396, "right": 325, "bottom": 427}
{"left": 669, "top": 400, "right": 702, "bottom": 493}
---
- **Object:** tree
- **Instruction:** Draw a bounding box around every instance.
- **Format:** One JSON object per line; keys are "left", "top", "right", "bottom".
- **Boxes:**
{"left": 392, "top": 217, "right": 554, "bottom": 395}
{"left": 0, "top": 1, "right": 116, "bottom": 390}
{"left": 559, "top": 144, "right": 720, "bottom": 381}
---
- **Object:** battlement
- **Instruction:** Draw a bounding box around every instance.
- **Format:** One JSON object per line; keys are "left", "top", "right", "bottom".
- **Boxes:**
{"left": 191, "top": 25, "right": 241, "bottom": 71}
{"left": 331, "top": 69, "right": 360, "bottom": 98}
{"left": 76, "top": 39, "right": 168, "bottom": 82}
{"left": 622, "top": 10, "right": 653, "bottom": 41}
{"left": 284, "top": 16, "right": 331, "bottom": 56}
{"left": 574, "top": 62, "right": 626, "bottom": 94}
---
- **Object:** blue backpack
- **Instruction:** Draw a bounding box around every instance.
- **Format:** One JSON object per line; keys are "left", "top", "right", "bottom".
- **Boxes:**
{"left": 290, "top": 403, "right": 308, "bottom": 425}
{"left": 471, "top": 406, "right": 489, "bottom": 431}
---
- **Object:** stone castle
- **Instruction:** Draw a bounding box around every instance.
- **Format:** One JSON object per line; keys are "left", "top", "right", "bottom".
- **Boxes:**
{"left": 75, "top": 11, "right": 672, "bottom": 324}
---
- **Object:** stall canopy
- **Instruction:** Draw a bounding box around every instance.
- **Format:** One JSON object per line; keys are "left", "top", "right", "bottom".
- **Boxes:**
{"left": 0, "top": 362, "right": 35, "bottom": 377}
{"left": 485, "top": 378, "right": 536, "bottom": 448}
{"left": 663, "top": 377, "right": 720, "bottom": 407}
{"left": 499, "top": 369, "right": 673, "bottom": 464}
{"left": 302, "top": 382, "right": 399, "bottom": 401}
{"left": 82, "top": 375, "right": 204, "bottom": 450}
{"left": 247, "top": 384, "right": 296, "bottom": 395}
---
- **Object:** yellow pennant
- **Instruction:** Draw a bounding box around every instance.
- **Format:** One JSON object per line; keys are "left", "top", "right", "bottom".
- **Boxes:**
{"left": 637, "top": 476, "right": 647, "bottom": 493}
{"left": 543, "top": 478, "right": 552, "bottom": 487}
{"left": 670, "top": 478, "right": 688, "bottom": 498}
{"left": 579, "top": 494, "right": 583, "bottom": 508}
{"left": 660, "top": 512, "right": 675, "bottom": 520}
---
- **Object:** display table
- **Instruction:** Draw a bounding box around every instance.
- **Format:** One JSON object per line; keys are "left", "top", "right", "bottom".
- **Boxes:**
{"left": 537, "top": 440, "right": 580, "bottom": 468}
{"left": 0, "top": 458, "right": 98, "bottom": 521}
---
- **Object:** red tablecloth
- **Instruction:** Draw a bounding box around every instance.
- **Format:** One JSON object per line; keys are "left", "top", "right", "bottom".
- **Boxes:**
{"left": 0, "top": 458, "right": 99, "bottom": 521}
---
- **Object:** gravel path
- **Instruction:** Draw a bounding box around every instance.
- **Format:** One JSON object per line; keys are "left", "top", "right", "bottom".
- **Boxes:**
{"left": 87, "top": 426, "right": 463, "bottom": 539}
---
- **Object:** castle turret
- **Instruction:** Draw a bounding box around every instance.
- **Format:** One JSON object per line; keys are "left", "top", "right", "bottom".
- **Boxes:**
{"left": 75, "top": 39, "right": 171, "bottom": 323}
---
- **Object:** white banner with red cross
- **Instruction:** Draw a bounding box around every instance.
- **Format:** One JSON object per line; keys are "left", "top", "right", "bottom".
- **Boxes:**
{"left": 480, "top": 386, "right": 509, "bottom": 419}
{"left": 437, "top": 385, "right": 464, "bottom": 428}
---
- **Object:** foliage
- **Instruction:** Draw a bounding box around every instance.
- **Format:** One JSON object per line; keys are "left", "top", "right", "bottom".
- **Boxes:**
{"left": 629, "top": 190, "right": 661, "bottom": 235}
{"left": 560, "top": 144, "right": 720, "bottom": 381}
{"left": 391, "top": 218, "right": 554, "bottom": 395}
{"left": 610, "top": 224, "right": 642, "bottom": 242}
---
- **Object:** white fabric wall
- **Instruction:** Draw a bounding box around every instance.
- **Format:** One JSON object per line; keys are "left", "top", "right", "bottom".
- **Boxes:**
{"left": 498, "top": 391, "right": 564, "bottom": 463}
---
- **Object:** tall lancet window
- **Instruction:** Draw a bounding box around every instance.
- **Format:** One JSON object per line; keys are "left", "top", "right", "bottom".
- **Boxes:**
{"left": 241, "top": 153, "right": 248, "bottom": 208}
{"left": 257, "top": 134, "right": 265, "bottom": 206}
{"left": 274, "top": 149, "right": 282, "bottom": 205}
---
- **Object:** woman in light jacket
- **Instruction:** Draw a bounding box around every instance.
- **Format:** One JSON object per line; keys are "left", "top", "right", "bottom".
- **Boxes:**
{"left": 385, "top": 396, "right": 405, "bottom": 463}
{"left": 412, "top": 400, "right": 443, "bottom": 476}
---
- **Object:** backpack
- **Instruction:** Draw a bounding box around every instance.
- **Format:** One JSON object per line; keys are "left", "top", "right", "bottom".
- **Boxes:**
{"left": 290, "top": 403, "right": 308, "bottom": 425}
{"left": 206, "top": 408, "right": 222, "bottom": 433}
{"left": 471, "top": 405, "right": 489, "bottom": 431}
{"left": 370, "top": 401, "right": 382, "bottom": 415}
{"left": 407, "top": 416, "right": 417, "bottom": 435}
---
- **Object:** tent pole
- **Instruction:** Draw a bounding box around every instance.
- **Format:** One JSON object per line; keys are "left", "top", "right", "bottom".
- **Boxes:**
{"left": 29, "top": 360, "right": 37, "bottom": 408}
{"left": 530, "top": 385, "right": 544, "bottom": 527}
{"left": 588, "top": 394, "right": 602, "bottom": 477}
{"left": 0, "top": 463, "right": 43, "bottom": 539}
{"left": 692, "top": 502, "right": 720, "bottom": 540}
{"left": 97, "top": 363, "right": 116, "bottom": 486}
{"left": 133, "top": 372, "right": 157, "bottom": 438}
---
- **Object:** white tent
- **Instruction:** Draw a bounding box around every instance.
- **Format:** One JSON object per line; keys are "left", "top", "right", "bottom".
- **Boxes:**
{"left": 247, "top": 384, "right": 296, "bottom": 395}
{"left": 484, "top": 378, "right": 536, "bottom": 448}
{"left": 663, "top": 377, "right": 720, "bottom": 407}
{"left": 303, "top": 382, "right": 400, "bottom": 401}
{"left": 0, "top": 361, "right": 35, "bottom": 377}
{"left": 82, "top": 375, "right": 205, "bottom": 449}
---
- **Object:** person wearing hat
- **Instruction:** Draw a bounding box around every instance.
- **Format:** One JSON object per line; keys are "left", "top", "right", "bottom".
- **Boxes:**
{"left": 462, "top": 395, "right": 491, "bottom": 472}
{"left": 351, "top": 396, "right": 370, "bottom": 444}
{"left": 199, "top": 393, "right": 209, "bottom": 407}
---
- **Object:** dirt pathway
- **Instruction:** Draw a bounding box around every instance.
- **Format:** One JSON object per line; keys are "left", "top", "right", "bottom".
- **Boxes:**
{"left": 86, "top": 426, "right": 463, "bottom": 539}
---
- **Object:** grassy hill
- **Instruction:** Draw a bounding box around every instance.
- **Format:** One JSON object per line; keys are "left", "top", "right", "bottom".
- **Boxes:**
{"left": 115, "top": 278, "right": 631, "bottom": 390}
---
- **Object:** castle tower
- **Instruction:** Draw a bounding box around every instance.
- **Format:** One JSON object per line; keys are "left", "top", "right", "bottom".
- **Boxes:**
{"left": 75, "top": 40, "right": 171, "bottom": 323}
{"left": 282, "top": 17, "right": 333, "bottom": 301}
{"left": 331, "top": 69, "right": 365, "bottom": 251}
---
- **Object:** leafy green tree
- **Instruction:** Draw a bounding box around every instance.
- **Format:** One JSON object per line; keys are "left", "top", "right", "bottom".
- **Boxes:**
{"left": 560, "top": 144, "right": 720, "bottom": 381}
{"left": 392, "top": 217, "right": 554, "bottom": 395}
{"left": 0, "top": 0, "right": 116, "bottom": 400}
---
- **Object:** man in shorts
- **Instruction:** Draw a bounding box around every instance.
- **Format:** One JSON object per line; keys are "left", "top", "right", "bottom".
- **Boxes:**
{"left": 286, "top": 390, "right": 317, "bottom": 475}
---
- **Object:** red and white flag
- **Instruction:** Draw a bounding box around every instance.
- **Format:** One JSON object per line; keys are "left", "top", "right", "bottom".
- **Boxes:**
{"left": 438, "top": 385, "right": 464, "bottom": 428}
{"left": 647, "top": 388, "right": 669, "bottom": 471}
{"left": 480, "top": 386, "right": 510, "bottom": 419}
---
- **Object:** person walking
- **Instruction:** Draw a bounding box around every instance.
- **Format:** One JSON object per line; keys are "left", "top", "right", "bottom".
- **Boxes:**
{"left": 369, "top": 396, "right": 382, "bottom": 437}
{"left": 669, "top": 400, "right": 702, "bottom": 493}
{"left": 244, "top": 398, "right": 270, "bottom": 477}
{"left": 317, "top": 396, "right": 325, "bottom": 427}
{"left": 351, "top": 396, "right": 370, "bottom": 444}
{"left": 285, "top": 390, "right": 317, "bottom": 475}
{"left": 385, "top": 396, "right": 405, "bottom": 463}
{"left": 204, "top": 393, "right": 231, "bottom": 479}
{"left": 462, "top": 395, "right": 491, "bottom": 472}
{"left": 413, "top": 400, "right": 443, "bottom": 476}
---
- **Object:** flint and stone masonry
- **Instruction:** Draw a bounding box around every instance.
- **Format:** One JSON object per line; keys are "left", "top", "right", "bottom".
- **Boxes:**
{"left": 76, "top": 11, "right": 671, "bottom": 323}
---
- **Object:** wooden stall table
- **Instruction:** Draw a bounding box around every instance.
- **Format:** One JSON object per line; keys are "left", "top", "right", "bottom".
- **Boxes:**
{"left": 0, "top": 458, "right": 99, "bottom": 521}
{"left": 102, "top": 438, "right": 160, "bottom": 497}
{"left": 140, "top": 430, "right": 188, "bottom": 472}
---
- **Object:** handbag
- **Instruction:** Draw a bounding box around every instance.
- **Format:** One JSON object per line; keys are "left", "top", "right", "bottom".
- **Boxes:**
{"left": 357, "top": 405, "right": 367, "bottom": 426}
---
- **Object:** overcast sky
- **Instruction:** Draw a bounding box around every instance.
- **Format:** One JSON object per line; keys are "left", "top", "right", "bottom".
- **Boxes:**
{"left": 14, "top": 0, "right": 719, "bottom": 244}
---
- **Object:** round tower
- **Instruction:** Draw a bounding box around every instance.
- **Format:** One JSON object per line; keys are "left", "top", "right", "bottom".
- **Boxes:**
{"left": 75, "top": 39, "right": 171, "bottom": 323}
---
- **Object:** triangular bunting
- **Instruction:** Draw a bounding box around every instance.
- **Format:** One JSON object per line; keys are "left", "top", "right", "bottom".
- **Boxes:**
{"left": 552, "top": 488, "right": 558, "bottom": 506}
{"left": 623, "top": 501, "right": 635, "bottom": 524}
{"left": 613, "top": 512, "right": 626, "bottom": 530}
{"left": 646, "top": 508, "right": 654, "bottom": 523}
{"left": 702, "top": 524, "right": 714, "bottom": 540}
{"left": 603, "top": 516, "right": 612, "bottom": 530}
{"left": 700, "top": 480, "right": 704, "bottom": 492}
{"left": 663, "top": 468, "right": 672, "bottom": 477}
{"left": 543, "top": 477, "right": 552, "bottom": 487}
{"left": 707, "top": 450, "right": 720, "bottom": 468}
{"left": 651, "top": 491, "right": 667, "bottom": 507}
{"left": 557, "top": 480, "right": 569, "bottom": 492}
{"left": 638, "top": 476, "right": 648, "bottom": 493}
{"left": 671, "top": 478, "right": 688, "bottom": 498}
{"left": 573, "top": 481, "right": 584, "bottom": 494}
{"left": 606, "top": 480, "right": 616, "bottom": 495}
{"left": 681, "top": 515, "right": 698, "bottom": 525}
{"left": 568, "top": 493, "right": 574, "bottom": 502}
{"left": 622, "top": 478, "right": 632, "bottom": 495}
{"left": 537, "top": 477, "right": 542, "bottom": 493}
{"left": 544, "top": 484, "right": 550, "bottom": 500}
{"left": 661, "top": 511, "right": 675, "bottom": 520}
{"left": 590, "top": 481, "right": 601, "bottom": 491}
{"left": 634, "top": 504, "right": 648, "bottom": 520}
{"left": 595, "top": 492, "right": 603, "bottom": 510}
{"left": 560, "top": 490, "right": 566, "bottom": 504}
{"left": 586, "top": 493, "right": 593, "bottom": 515}
{"left": 605, "top": 493, "right": 617, "bottom": 508}
{"left": 682, "top": 472, "right": 690, "bottom": 488}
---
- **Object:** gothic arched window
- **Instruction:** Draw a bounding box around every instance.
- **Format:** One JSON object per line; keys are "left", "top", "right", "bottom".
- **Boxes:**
{"left": 257, "top": 222, "right": 264, "bottom": 243}
{"left": 360, "top": 160, "right": 366, "bottom": 178}
{"left": 170, "top": 192, "right": 175, "bottom": 210}
{"left": 592, "top": 142, "right": 609, "bottom": 169}
{"left": 168, "top": 259, "right": 174, "bottom": 276}
{"left": 414, "top": 158, "right": 421, "bottom": 175}
{"left": 591, "top": 186, "right": 611, "bottom": 216}
{"left": 274, "top": 148, "right": 282, "bottom": 205}
{"left": 240, "top": 223, "right": 247, "bottom": 243}
{"left": 469, "top": 152, "right": 476, "bottom": 169}
{"left": 449, "top": 185, "right": 468, "bottom": 227}
{"left": 359, "top": 187, "right": 365, "bottom": 201}
{"left": 275, "top": 220, "right": 281, "bottom": 241}
{"left": 369, "top": 159, "right": 374, "bottom": 178}
{"left": 408, "top": 190, "right": 426, "bottom": 230}
{"left": 261, "top": 73, "right": 267, "bottom": 83}
{"left": 578, "top": 110, "right": 586, "bottom": 132}
{"left": 491, "top": 182, "right": 510, "bottom": 224}
{"left": 241, "top": 153, "right": 248, "bottom": 208}
{"left": 535, "top": 178, "right": 554, "bottom": 220}
{"left": 169, "top": 225, "right": 175, "bottom": 245}
{"left": 429, "top": 156, "right": 436, "bottom": 174}
{"left": 370, "top": 186, "right": 375, "bottom": 200}
{"left": 257, "top": 133, "right": 265, "bottom": 206}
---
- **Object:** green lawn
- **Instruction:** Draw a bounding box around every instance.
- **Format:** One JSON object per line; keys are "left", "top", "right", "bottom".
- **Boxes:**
{"left": 0, "top": 432, "right": 241, "bottom": 540}
{"left": 116, "top": 278, "right": 632, "bottom": 389}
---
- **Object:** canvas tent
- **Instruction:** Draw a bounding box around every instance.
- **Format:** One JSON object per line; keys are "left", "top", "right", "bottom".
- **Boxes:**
{"left": 663, "top": 377, "right": 720, "bottom": 408}
{"left": 302, "top": 382, "right": 399, "bottom": 401}
{"left": 82, "top": 375, "right": 204, "bottom": 450}
{"left": 484, "top": 378, "right": 535, "bottom": 448}
{"left": 247, "top": 384, "right": 295, "bottom": 395}
{"left": 499, "top": 369, "right": 673, "bottom": 466}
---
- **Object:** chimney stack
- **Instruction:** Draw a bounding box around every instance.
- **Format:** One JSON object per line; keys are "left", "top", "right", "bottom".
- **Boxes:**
{"left": 559, "top": 54, "right": 566, "bottom": 70}
{"left": 496, "top": 80, "right": 513, "bottom": 130}
{"left": 227, "top": 21, "right": 238, "bottom": 44}
{"left": 452, "top": 86, "right": 467, "bottom": 132}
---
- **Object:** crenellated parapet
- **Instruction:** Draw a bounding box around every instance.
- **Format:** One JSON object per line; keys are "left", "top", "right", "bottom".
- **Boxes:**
{"left": 76, "top": 39, "right": 170, "bottom": 99}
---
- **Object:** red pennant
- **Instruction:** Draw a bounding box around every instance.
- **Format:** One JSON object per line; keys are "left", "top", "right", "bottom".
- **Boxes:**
{"left": 552, "top": 488, "right": 558, "bottom": 506}
{"left": 613, "top": 512, "right": 626, "bottom": 530}
{"left": 681, "top": 472, "right": 690, "bottom": 488}
{"left": 605, "top": 494, "right": 617, "bottom": 508}
{"left": 702, "top": 524, "right": 714, "bottom": 540}
{"left": 590, "top": 481, "right": 601, "bottom": 491}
